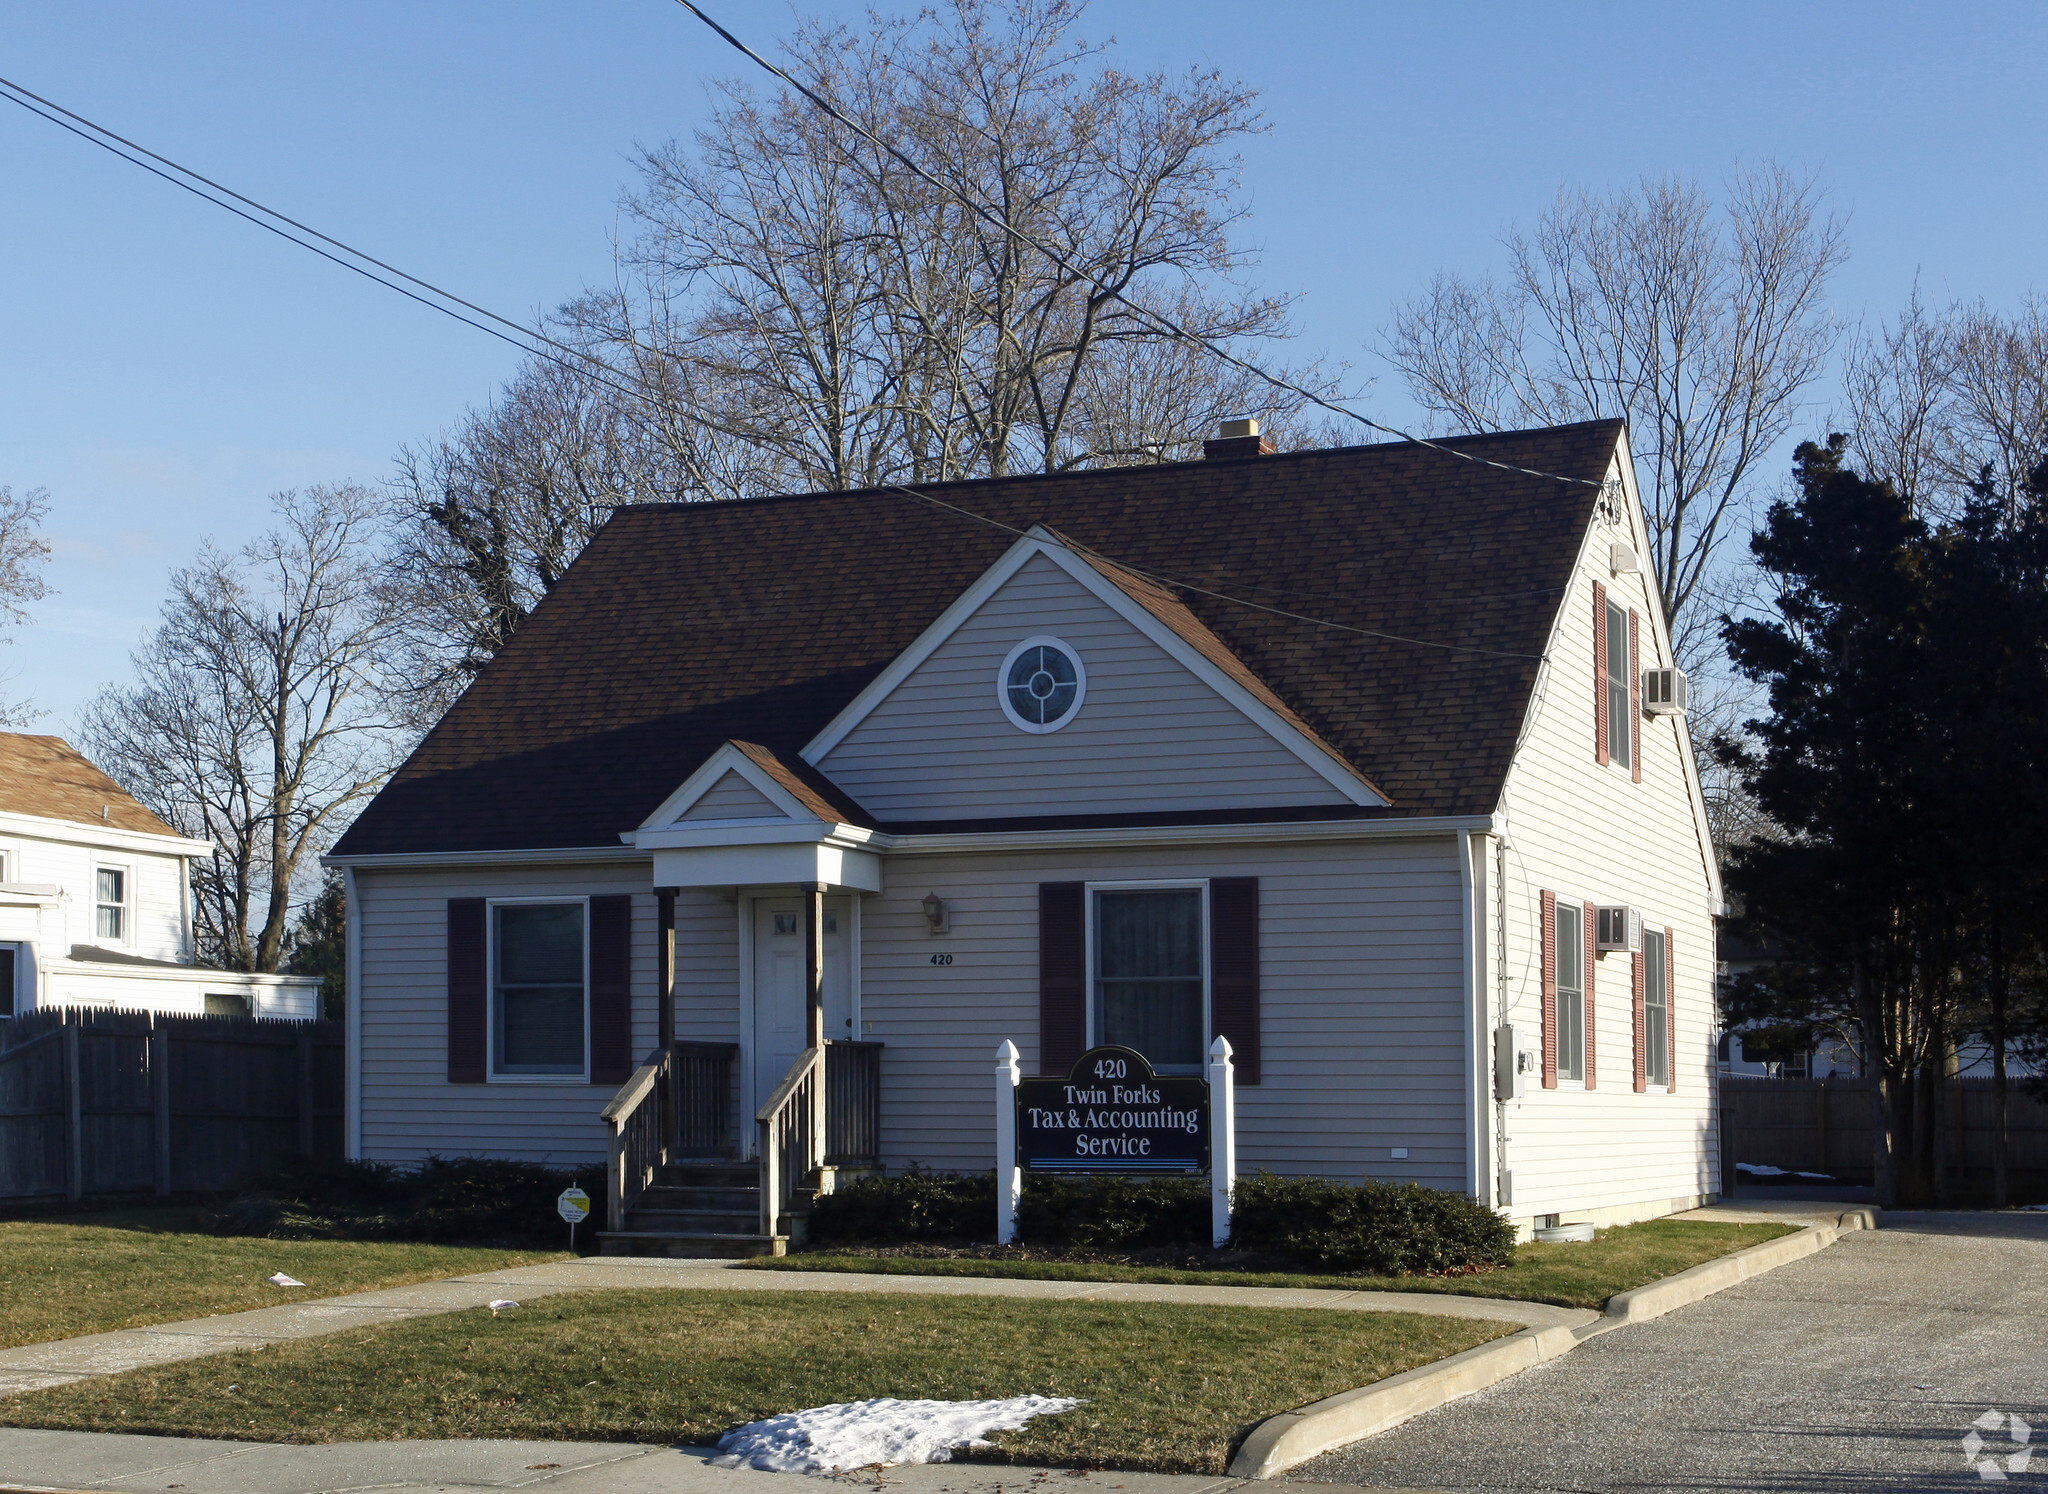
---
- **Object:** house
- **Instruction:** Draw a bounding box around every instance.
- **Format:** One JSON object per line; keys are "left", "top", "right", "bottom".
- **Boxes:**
{"left": 0, "top": 733, "right": 321, "bottom": 1019}
{"left": 328, "top": 418, "right": 1724, "bottom": 1249}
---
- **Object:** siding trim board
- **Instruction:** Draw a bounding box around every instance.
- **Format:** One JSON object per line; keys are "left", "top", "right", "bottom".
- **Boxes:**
{"left": 1540, "top": 889, "right": 1558, "bottom": 1089}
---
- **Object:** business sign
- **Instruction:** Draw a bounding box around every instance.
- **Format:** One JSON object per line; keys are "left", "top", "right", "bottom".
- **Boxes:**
{"left": 1015, "top": 1045, "right": 1208, "bottom": 1174}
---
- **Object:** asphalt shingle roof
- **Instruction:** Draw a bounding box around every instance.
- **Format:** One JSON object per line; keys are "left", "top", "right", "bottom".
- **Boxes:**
{"left": 334, "top": 421, "right": 1622, "bottom": 855}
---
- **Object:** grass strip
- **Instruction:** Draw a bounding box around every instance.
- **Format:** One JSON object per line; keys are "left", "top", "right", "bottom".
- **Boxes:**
{"left": 741, "top": 1218, "right": 1800, "bottom": 1310}
{"left": 0, "top": 1209, "right": 566, "bottom": 1349}
{"left": 0, "top": 1288, "right": 1514, "bottom": 1474}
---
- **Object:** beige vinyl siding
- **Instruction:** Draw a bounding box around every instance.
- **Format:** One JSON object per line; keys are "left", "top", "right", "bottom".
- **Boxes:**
{"left": 1485, "top": 471, "right": 1720, "bottom": 1222}
{"left": 355, "top": 861, "right": 663, "bottom": 1164}
{"left": 678, "top": 772, "right": 784, "bottom": 821}
{"left": 817, "top": 553, "right": 1350, "bottom": 821}
{"left": 860, "top": 836, "right": 1469, "bottom": 1186}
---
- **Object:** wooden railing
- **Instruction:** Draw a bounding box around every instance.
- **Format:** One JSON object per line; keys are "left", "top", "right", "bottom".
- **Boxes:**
{"left": 673, "top": 1041, "right": 739, "bottom": 1157}
{"left": 825, "top": 1040, "right": 884, "bottom": 1166}
{"left": 757, "top": 1045, "right": 824, "bottom": 1241}
{"left": 600, "top": 1047, "right": 670, "bottom": 1233}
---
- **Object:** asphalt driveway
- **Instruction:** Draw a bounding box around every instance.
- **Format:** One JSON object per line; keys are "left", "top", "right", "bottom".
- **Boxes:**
{"left": 1287, "top": 1211, "right": 2048, "bottom": 1492}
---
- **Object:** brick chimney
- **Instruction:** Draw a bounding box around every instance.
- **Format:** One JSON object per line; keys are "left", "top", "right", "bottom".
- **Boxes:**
{"left": 1203, "top": 417, "right": 1275, "bottom": 460}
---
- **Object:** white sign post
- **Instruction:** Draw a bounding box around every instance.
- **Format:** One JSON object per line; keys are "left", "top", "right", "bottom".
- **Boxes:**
{"left": 557, "top": 1185, "right": 592, "bottom": 1253}
{"left": 1207, "top": 1036, "right": 1236, "bottom": 1249}
{"left": 994, "top": 1040, "right": 1022, "bottom": 1244}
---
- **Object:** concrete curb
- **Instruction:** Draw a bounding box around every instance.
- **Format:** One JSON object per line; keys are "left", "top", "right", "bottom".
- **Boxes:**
{"left": 1587, "top": 1207, "right": 1878, "bottom": 1336}
{"left": 1227, "top": 1208, "right": 1879, "bottom": 1479}
{"left": 1227, "top": 1324, "right": 1577, "bottom": 1479}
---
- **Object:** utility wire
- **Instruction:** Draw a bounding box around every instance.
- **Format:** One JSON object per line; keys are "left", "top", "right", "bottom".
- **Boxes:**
{"left": 0, "top": 70, "right": 1552, "bottom": 659}
{"left": 670, "top": 0, "right": 1606, "bottom": 493}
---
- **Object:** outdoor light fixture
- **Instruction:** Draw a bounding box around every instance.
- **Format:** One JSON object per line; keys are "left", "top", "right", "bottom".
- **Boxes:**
{"left": 922, "top": 892, "right": 950, "bottom": 935}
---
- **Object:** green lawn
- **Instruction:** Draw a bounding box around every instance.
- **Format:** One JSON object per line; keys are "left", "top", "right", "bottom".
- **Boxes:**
{"left": 744, "top": 1218, "right": 1800, "bottom": 1310}
{"left": 0, "top": 1209, "right": 567, "bottom": 1349}
{"left": 0, "top": 1288, "right": 1512, "bottom": 1473}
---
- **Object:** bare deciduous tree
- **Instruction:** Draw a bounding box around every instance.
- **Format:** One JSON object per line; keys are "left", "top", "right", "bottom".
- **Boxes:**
{"left": 1384, "top": 163, "right": 1846, "bottom": 671}
{"left": 390, "top": 0, "right": 1336, "bottom": 687}
{"left": 78, "top": 485, "right": 410, "bottom": 972}
{"left": 1844, "top": 294, "right": 2048, "bottom": 524}
{"left": 0, "top": 485, "right": 53, "bottom": 725}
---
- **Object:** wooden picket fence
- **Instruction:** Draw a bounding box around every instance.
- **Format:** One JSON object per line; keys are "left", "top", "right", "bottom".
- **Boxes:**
{"left": 1721, "top": 1074, "right": 2048, "bottom": 1190}
{"left": 0, "top": 1008, "right": 344, "bottom": 1200}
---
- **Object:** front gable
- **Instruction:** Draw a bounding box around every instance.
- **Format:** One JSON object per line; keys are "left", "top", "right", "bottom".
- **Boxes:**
{"left": 805, "top": 535, "right": 1384, "bottom": 824}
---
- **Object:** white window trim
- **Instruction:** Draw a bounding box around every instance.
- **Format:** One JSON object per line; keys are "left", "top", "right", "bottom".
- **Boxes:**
{"left": 484, "top": 895, "right": 591, "bottom": 1084}
{"left": 996, "top": 634, "right": 1089, "bottom": 735}
{"left": 1639, "top": 915, "right": 1673, "bottom": 1092}
{"left": 91, "top": 859, "right": 134, "bottom": 948}
{"left": 1084, "top": 878, "right": 1210, "bottom": 1074}
{"left": 1549, "top": 886, "right": 1592, "bottom": 1091}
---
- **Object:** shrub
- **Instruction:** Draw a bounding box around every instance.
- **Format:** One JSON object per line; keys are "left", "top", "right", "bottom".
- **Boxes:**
{"left": 1230, "top": 1172, "right": 1515, "bottom": 1275}
{"left": 1016, "top": 1174, "right": 1210, "bottom": 1248}
{"left": 804, "top": 1168, "right": 994, "bottom": 1245}
{"left": 214, "top": 1154, "right": 602, "bottom": 1247}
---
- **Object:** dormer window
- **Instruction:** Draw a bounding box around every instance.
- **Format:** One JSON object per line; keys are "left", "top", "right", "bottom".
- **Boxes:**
{"left": 998, "top": 637, "right": 1087, "bottom": 733}
{"left": 96, "top": 867, "right": 128, "bottom": 941}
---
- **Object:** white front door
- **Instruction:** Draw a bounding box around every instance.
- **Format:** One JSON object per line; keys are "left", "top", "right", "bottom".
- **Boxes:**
{"left": 750, "top": 896, "right": 853, "bottom": 1112}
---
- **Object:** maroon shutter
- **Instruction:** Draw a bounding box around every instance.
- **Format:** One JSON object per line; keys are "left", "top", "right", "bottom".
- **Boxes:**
{"left": 1209, "top": 877, "right": 1261, "bottom": 1086}
{"left": 1593, "top": 582, "right": 1610, "bottom": 766}
{"left": 447, "top": 898, "right": 486, "bottom": 1084}
{"left": 1582, "top": 901, "right": 1597, "bottom": 1090}
{"left": 588, "top": 894, "right": 634, "bottom": 1085}
{"left": 1632, "top": 947, "right": 1647, "bottom": 1093}
{"left": 1038, "top": 882, "right": 1085, "bottom": 1077}
{"left": 1540, "top": 890, "right": 1558, "bottom": 1089}
{"left": 1629, "top": 609, "right": 1643, "bottom": 784}
{"left": 1666, "top": 927, "right": 1678, "bottom": 1093}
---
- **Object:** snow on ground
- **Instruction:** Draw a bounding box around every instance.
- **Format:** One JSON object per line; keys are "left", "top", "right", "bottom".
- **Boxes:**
{"left": 1736, "top": 1163, "right": 1835, "bottom": 1181}
{"left": 713, "top": 1395, "right": 1085, "bottom": 1473}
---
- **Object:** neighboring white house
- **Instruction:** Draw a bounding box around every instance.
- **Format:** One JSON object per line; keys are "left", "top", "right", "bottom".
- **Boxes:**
{"left": 0, "top": 733, "right": 321, "bottom": 1020}
{"left": 329, "top": 418, "right": 1723, "bottom": 1245}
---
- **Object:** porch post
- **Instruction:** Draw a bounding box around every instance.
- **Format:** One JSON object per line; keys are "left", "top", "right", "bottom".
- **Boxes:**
{"left": 1209, "top": 1036, "right": 1236, "bottom": 1249}
{"left": 995, "top": 1041, "right": 1022, "bottom": 1244}
{"left": 801, "top": 882, "right": 825, "bottom": 1050}
{"left": 656, "top": 887, "right": 677, "bottom": 1149}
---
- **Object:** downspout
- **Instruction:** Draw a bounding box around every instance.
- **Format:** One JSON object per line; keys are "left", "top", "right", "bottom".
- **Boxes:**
{"left": 343, "top": 866, "right": 362, "bottom": 1160}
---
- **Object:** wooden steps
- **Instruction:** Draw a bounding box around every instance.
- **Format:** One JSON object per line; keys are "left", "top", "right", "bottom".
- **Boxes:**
{"left": 596, "top": 1159, "right": 789, "bottom": 1258}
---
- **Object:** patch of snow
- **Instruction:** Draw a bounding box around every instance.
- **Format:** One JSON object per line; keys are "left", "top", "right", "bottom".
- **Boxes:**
{"left": 713, "top": 1395, "right": 1085, "bottom": 1473}
{"left": 1735, "top": 1163, "right": 1834, "bottom": 1181}
{"left": 2019, "top": 1204, "right": 2048, "bottom": 1212}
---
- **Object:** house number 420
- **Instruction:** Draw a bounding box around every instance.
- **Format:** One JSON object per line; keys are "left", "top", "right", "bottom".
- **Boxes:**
{"left": 929, "top": 953, "right": 954, "bottom": 965}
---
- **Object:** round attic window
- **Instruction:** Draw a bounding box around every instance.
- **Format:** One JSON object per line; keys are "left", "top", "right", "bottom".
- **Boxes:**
{"left": 998, "top": 636, "right": 1086, "bottom": 733}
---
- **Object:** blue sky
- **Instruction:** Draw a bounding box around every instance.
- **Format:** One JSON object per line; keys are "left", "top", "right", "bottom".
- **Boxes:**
{"left": 2, "top": 1, "right": 2043, "bottom": 725}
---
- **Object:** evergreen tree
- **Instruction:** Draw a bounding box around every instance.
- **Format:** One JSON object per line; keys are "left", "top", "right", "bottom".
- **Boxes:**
{"left": 284, "top": 872, "right": 347, "bottom": 1021}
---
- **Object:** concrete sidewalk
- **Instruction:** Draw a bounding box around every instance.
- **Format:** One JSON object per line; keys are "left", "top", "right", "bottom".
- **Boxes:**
{"left": 0, "top": 1255, "right": 1586, "bottom": 1402}
{"left": 0, "top": 1428, "right": 1440, "bottom": 1494}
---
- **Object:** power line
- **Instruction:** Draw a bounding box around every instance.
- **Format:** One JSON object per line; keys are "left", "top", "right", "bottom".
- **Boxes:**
{"left": 669, "top": 0, "right": 1607, "bottom": 494}
{"left": 0, "top": 70, "right": 1551, "bottom": 660}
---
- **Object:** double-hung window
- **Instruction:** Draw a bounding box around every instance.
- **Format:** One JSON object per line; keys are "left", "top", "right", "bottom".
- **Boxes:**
{"left": 1555, "top": 899, "right": 1585, "bottom": 1082}
{"left": 491, "top": 902, "right": 587, "bottom": 1076}
{"left": 1092, "top": 886, "right": 1205, "bottom": 1073}
{"left": 1606, "top": 598, "right": 1632, "bottom": 773}
{"left": 1643, "top": 927, "right": 1670, "bottom": 1088}
{"left": 95, "top": 867, "right": 128, "bottom": 942}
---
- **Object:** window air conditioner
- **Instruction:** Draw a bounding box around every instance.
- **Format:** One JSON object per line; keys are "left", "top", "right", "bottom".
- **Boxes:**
{"left": 1642, "top": 666, "right": 1688, "bottom": 716}
{"left": 1595, "top": 905, "right": 1641, "bottom": 953}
